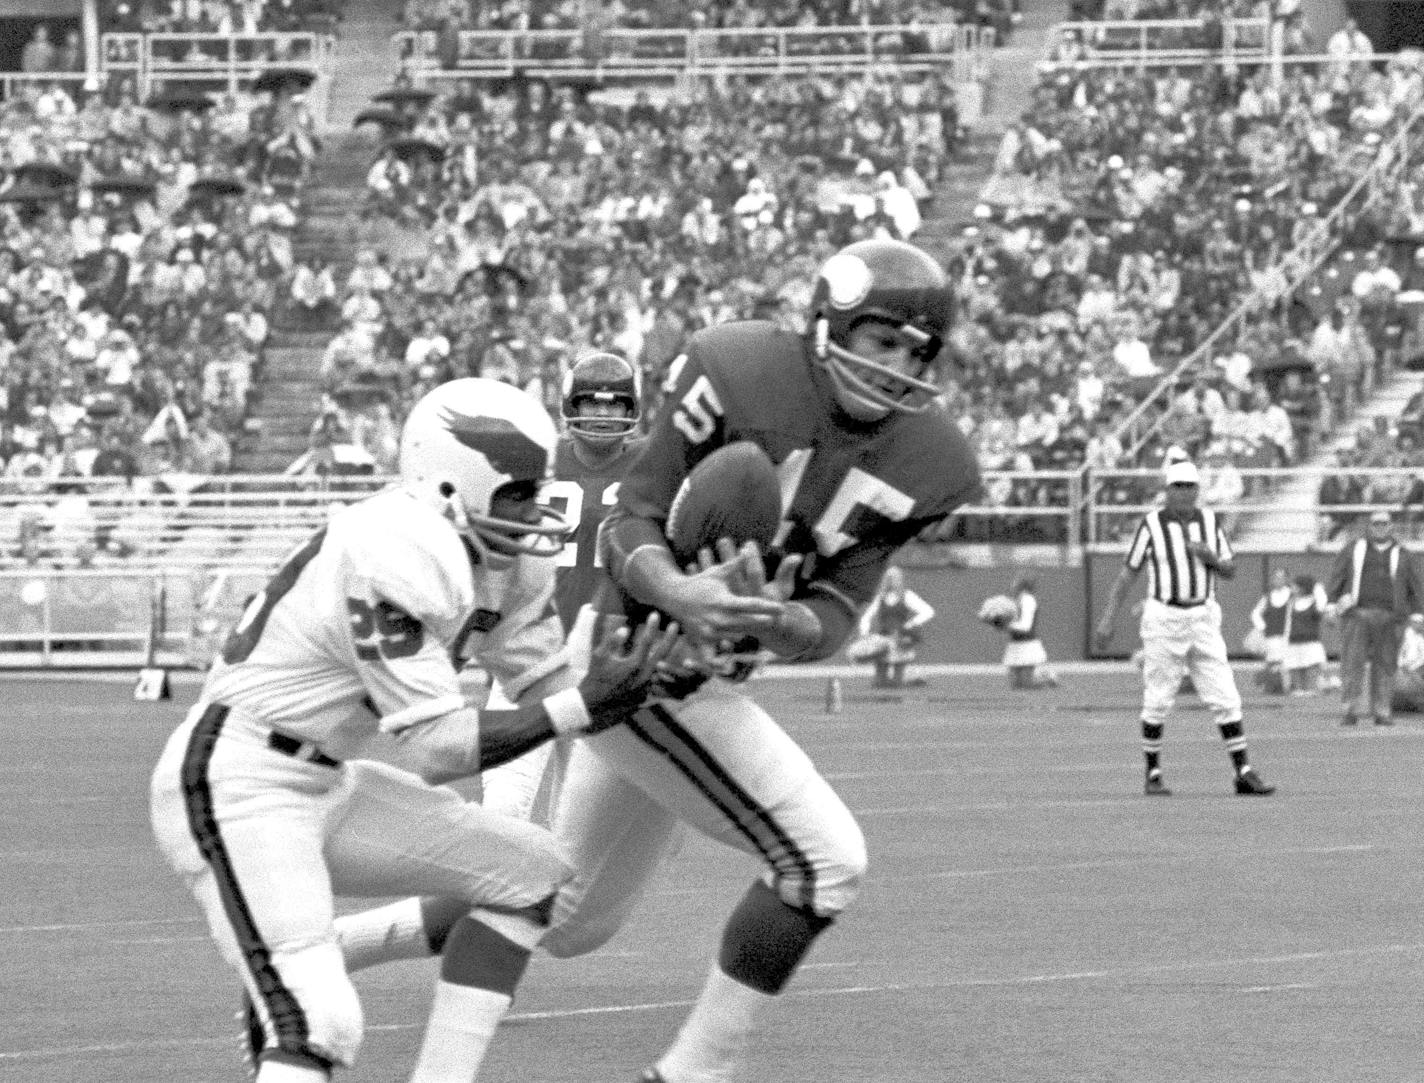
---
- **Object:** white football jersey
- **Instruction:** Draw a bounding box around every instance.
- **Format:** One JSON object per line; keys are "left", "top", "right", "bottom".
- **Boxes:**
{"left": 201, "top": 487, "right": 570, "bottom": 758}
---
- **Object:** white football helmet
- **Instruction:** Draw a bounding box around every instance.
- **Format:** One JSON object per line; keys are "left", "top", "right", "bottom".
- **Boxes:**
{"left": 399, "top": 377, "right": 568, "bottom": 563}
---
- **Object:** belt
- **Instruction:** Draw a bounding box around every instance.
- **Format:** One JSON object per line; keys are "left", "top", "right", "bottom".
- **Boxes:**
{"left": 267, "top": 728, "right": 341, "bottom": 769}
{"left": 1164, "top": 599, "right": 1206, "bottom": 609}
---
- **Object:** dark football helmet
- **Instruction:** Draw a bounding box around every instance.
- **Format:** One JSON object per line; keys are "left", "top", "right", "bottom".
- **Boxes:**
{"left": 560, "top": 352, "right": 642, "bottom": 448}
{"left": 807, "top": 239, "right": 954, "bottom": 421}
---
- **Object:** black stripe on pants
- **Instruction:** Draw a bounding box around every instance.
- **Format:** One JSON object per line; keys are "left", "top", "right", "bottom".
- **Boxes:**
{"left": 627, "top": 704, "right": 818, "bottom": 911}
{"left": 178, "top": 703, "right": 325, "bottom": 1065}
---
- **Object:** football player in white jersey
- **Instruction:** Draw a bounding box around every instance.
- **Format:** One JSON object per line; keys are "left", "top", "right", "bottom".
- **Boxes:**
{"left": 149, "top": 378, "right": 677, "bottom": 1082}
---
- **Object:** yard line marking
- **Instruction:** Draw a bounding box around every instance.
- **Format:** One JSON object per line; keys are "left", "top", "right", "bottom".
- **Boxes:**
{"left": 894, "top": 844, "right": 1378, "bottom": 882}
{"left": 2, "top": 943, "right": 1418, "bottom": 1061}
{"left": 0, "top": 917, "right": 198, "bottom": 935}
{"left": 1241, "top": 983, "right": 1318, "bottom": 992}
{"left": 112, "top": 935, "right": 213, "bottom": 945}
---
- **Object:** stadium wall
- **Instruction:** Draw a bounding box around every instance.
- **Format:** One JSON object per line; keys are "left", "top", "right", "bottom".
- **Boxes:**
{"left": 900, "top": 551, "right": 1349, "bottom": 665}
{"left": 0, "top": 552, "right": 1363, "bottom": 669}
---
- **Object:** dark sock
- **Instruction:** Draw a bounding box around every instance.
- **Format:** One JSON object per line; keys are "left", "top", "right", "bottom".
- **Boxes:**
{"left": 719, "top": 881, "right": 833, "bottom": 995}
{"left": 1219, "top": 720, "right": 1248, "bottom": 772}
{"left": 1142, "top": 721, "right": 1164, "bottom": 775}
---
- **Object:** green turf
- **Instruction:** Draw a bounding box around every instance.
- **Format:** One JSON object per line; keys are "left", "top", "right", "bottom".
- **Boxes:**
{"left": 0, "top": 670, "right": 1419, "bottom": 1082}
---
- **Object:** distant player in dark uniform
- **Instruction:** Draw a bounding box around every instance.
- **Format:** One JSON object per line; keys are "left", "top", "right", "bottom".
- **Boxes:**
{"left": 327, "top": 238, "right": 981, "bottom": 1083}
{"left": 481, "top": 351, "right": 647, "bottom": 820}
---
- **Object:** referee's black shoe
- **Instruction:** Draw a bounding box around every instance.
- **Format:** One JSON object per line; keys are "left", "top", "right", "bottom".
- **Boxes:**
{"left": 1234, "top": 768, "right": 1275, "bottom": 796}
{"left": 1144, "top": 772, "right": 1171, "bottom": 796}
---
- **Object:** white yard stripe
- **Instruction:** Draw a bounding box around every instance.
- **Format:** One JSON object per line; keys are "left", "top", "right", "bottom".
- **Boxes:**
{"left": 2, "top": 942, "right": 1411, "bottom": 1061}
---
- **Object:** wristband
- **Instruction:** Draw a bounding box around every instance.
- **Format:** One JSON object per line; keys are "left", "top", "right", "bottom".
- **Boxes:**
{"left": 543, "top": 688, "right": 593, "bottom": 736}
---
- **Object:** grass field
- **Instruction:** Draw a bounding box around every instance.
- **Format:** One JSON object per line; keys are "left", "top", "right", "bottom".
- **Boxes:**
{"left": 3, "top": 667, "right": 1422, "bottom": 1083}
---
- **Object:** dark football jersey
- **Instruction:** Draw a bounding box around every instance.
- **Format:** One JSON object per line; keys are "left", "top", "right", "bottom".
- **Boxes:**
{"left": 605, "top": 320, "right": 982, "bottom": 624}
{"left": 547, "top": 434, "right": 647, "bottom": 630}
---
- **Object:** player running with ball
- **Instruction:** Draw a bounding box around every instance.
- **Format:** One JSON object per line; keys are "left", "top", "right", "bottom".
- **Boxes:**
{"left": 335, "top": 239, "right": 982, "bottom": 1083}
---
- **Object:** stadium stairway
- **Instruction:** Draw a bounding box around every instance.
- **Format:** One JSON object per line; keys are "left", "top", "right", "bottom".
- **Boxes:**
{"left": 234, "top": 131, "right": 381, "bottom": 473}
{"left": 1231, "top": 365, "right": 1424, "bottom": 549}
{"left": 914, "top": 0, "right": 1066, "bottom": 255}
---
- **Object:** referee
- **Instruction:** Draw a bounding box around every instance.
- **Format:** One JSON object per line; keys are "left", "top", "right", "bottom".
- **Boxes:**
{"left": 1093, "top": 457, "right": 1275, "bottom": 796}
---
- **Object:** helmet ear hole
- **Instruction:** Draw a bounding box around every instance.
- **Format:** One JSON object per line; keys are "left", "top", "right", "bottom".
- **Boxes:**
{"left": 438, "top": 481, "right": 456, "bottom": 498}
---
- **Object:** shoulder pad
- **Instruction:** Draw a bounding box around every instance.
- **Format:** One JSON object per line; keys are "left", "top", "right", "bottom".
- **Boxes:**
{"left": 332, "top": 492, "right": 474, "bottom": 625}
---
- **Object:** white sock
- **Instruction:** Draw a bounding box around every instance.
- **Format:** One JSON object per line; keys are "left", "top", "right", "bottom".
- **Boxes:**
{"left": 256, "top": 1060, "right": 329, "bottom": 1082}
{"left": 408, "top": 983, "right": 511, "bottom": 1083}
{"left": 655, "top": 964, "right": 774, "bottom": 1083}
{"left": 336, "top": 897, "right": 433, "bottom": 973}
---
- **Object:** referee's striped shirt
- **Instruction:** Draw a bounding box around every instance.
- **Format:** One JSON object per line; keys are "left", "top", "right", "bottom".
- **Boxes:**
{"left": 1125, "top": 507, "right": 1231, "bottom": 605}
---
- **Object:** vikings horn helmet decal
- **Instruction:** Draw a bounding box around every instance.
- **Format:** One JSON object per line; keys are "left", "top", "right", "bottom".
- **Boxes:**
{"left": 807, "top": 238, "right": 954, "bottom": 421}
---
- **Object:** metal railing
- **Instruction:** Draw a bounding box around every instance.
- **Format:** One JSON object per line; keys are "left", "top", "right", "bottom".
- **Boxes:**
{"left": 1101, "top": 100, "right": 1424, "bottom": 473}
{"left": 0, "top": 72, "right": 94, "bottom": 101}
{"left": 1042, "top": 16, "right": 1269, "bottom": 66}
{"left": 1087, "top": 465, "right": 1424, "bottom": 549}
{"left": 97, "top": 31, "right": 336, "bottom": 119}
{"left": 393, "top": 23, "right": 994, "bottom": 80}
{"left": 3, "top": 465, "right": 1419, "bottom": 665}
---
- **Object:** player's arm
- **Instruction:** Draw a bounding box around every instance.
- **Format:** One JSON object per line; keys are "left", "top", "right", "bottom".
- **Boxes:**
{"left": 385, "top": 614, "right": 678, "bottom": 786}
{"left": 764, "top": 529, "right": 921, "bottom": 662}
{"left": 601, "top": 350, "right": 780, "bottom": 641}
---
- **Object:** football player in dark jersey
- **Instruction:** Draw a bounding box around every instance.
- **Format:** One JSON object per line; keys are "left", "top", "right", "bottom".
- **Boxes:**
{"left": 329, "top": 240, "right": 982, "bottom": 1083}
{"left": 482, "top": 352, "right": 649, "bottom": 821}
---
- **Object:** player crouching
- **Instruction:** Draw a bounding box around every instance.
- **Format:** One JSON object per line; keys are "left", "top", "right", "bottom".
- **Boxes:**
{"left": 149, "top": 378, "right": 681, "bottom": 1081}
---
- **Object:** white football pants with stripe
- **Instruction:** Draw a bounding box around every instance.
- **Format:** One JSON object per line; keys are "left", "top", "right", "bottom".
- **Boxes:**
{"left": 150, "top": 702, "right": 571, "bottom": 1068}
{"left": 538, "top": 679, "right": 867, "bottom": 958}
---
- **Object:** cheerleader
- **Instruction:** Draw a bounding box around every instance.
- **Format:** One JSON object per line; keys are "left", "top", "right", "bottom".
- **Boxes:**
{"left": 848, "top": 567, "right": 935, "bottom": 688}
{"left": 1249, "top": 568, "right": 1293, "bottom": 694}
{"left": 1002, "top": 575, "right": 1059, "bottom": 690}
{"left": 1284, "top": 574, "right": 1330, "bottom": 695}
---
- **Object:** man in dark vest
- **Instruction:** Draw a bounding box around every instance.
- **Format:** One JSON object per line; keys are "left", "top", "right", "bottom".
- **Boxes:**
{"left": 1325, "top": 508, "right": 1424, "bottom": 725}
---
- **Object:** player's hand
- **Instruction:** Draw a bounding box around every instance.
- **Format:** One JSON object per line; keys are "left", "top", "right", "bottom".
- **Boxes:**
{"left": 649, "top": 637, "right": 719, "bottom": 701}
{"left": 665, "top": 542, "right": 782, "bottom": 642}
{"left": 578, "top": 613, "right": 681, "bottom": 730}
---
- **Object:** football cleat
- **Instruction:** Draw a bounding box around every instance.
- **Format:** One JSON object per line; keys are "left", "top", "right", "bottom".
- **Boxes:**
{"left": 1234, "top": 768, "right": 1275, "bottom": 796}
{"left": 1144, "top": 773, "right": 1171, "bottom": 796}
{"left": 639, "top": 1070, "right": 668, "bottom": 1083}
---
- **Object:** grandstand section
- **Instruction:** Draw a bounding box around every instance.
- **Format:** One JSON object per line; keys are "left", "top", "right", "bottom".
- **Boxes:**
{"left": 5, "top": 0, "right": 1424, "bottom": 673}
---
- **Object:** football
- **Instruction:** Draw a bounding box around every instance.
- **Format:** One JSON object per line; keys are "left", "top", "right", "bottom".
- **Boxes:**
{"left": 666, "top": 441, "right": 783, "bottom": 566}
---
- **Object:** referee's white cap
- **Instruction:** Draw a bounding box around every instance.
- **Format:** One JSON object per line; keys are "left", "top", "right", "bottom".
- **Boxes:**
{"left": 1164, "top": 460, "right": 1200, "bottom": 486}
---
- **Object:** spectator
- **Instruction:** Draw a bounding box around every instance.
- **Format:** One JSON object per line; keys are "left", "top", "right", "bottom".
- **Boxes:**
{"left": 20, "top": 25, "right": 57, "bottom": 72}
{"left": 184, "top": 411, "right": 232, "bottom": 474}
{"left": 89, "top": 426, "right": 139, "bottom": 482}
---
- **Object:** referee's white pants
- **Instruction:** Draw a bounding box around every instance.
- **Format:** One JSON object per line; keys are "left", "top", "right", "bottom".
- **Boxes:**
{"left": 1139, "top": 598, "right": 1242, "bottom": 727}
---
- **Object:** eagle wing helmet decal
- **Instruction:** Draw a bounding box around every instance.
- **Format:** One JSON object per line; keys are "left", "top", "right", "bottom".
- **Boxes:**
{"left": 437, "top": 406, "right": 549, "bottom": 480}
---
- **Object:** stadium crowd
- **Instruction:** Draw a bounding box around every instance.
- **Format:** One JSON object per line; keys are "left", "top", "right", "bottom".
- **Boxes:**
{"left": 952, "top": 49, "right": 1424, "bottom": 537}
{"left": 6, "top": 3, "right": 1424, "bottom": 561}
{"left": 290, "top": 66, "right": 956, "bottom": 475}
{"left": 0, "top": 44, "right": 330, "bottom": 562}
